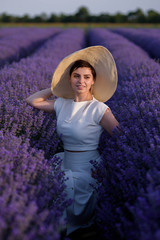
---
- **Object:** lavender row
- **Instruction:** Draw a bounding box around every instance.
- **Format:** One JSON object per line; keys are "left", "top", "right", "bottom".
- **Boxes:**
{"left": 0, "top": 28, "right": 86, "bottom": 240}
{"left": 0, "top": 27, "right": 26, "bottom": 38}
{"left": 88, "top": 28, "right": 160, "bottom": 240}
{"left": 0, "top": 27, "right": 61, "bottom": 68}
{"left": 111, "top": 28, "right": 160, "bottom": 60}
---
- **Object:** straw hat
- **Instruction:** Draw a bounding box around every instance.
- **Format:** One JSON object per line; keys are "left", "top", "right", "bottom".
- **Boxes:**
{"left": 51, "top": 45, "right": 118, "bottom": 102}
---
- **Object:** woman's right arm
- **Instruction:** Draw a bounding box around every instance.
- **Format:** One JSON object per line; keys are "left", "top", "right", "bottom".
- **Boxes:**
{"left": 26, "top": 88, "right": 56, "bottom": 113}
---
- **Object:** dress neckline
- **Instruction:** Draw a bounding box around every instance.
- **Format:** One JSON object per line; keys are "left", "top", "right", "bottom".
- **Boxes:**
{"left": 72, "top": 96, "right": 94, "bottom": 103}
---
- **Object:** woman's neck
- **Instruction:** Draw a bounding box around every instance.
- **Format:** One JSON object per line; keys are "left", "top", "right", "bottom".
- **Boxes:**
{"left": 74, "top": 93, "right": 93, "bottom": 102}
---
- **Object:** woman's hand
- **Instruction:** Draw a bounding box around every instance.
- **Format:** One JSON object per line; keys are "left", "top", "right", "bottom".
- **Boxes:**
{"left": 26, "top": 88, "right": 56, "bottom": 113}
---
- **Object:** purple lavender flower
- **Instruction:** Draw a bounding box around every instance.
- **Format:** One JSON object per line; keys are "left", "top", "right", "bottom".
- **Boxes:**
{"left": 0, "top": 27, "right": 61, "bottom": 68}
{"left": 88, "top": 28, "right": 160, "bottom": 240}
{"left": 0, "top": 130, "right": 69, "bottom": 240}
{"left": 111, "top": 28, "right": 160, "bottom": 60}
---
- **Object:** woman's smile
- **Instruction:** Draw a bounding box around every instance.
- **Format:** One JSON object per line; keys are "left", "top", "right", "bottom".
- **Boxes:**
{"left": 76, "top": 84, "right": 85, "bottom": 89}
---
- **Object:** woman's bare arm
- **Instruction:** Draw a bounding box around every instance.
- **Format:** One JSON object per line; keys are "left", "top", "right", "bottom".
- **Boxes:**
{"left": 100, "top": 108, "right": 120, "bottom": 136}
{"left": 26, "top": 88, "right": 55, "bottom": 113}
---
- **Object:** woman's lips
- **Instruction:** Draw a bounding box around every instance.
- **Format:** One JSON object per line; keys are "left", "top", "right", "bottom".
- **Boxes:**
{"left": 77, "top": 85, "right": 85, "bottom": 89}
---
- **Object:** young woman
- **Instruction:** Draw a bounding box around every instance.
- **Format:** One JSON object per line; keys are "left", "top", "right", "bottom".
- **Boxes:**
{"left": 26, "top": 46, "right": 120, "bottom": 237}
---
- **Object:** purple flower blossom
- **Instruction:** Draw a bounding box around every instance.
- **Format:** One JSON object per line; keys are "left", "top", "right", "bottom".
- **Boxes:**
{"left": 111, "top": 28, "right": 160, "bottom": 60}
{"left": 88, "top": 28, "right": 160, "bottom": 240}
{"left": 0, "top": 130, "right": 69, "bottom": 240}
{"left": 0, "top": 27, "right": 61, "bottom": 68}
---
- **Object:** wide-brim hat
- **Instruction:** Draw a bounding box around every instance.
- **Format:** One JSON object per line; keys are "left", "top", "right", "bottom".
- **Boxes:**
{"left": 51, "top": 45, "right": 118, "bottom": 102}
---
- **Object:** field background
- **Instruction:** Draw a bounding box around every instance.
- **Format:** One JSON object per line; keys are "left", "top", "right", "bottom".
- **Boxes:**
{"left": 1, "top": 22, "right": 160, "bottom": 28}
{"left": 0, "top": 25, "right": 160, "bottom": 240}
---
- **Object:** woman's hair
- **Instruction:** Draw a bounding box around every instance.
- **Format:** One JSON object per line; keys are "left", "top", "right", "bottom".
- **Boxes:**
{"left": 69, "top": 60, "right": 96, "bottom": 79}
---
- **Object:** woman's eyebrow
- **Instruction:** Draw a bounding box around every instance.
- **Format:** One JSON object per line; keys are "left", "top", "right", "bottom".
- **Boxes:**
{"left": 84, "top": 74, "right": 91, "bottom": 77}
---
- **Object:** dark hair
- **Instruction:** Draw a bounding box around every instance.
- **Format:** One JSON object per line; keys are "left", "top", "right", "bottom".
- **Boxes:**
{"left": 69, "top": 60, "right": 96, "bottom": 79}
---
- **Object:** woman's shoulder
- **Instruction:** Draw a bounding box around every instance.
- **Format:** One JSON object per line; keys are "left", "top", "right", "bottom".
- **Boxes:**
{"left": 88, "top": 98, "right": 110, "bottom": 124}
{"left": 54, "top": 97, "right": 73, "bottom": 112}
{"left": 92, "top": 97, "right": 109, "bottom": 109}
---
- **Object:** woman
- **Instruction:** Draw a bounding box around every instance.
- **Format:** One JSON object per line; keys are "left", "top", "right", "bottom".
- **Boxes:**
{"left": 26, "top": 46, "right": 120, "bottom": 237}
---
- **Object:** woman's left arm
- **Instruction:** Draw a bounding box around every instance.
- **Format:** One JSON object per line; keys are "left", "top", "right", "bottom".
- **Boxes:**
{"left": 100, "top": 108, "right": 120, "bottom": 136}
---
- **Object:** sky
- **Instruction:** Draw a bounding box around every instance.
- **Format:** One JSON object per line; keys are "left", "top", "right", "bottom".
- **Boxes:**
{"left": 1, "top": 0, "right": 160, "bottom": 16}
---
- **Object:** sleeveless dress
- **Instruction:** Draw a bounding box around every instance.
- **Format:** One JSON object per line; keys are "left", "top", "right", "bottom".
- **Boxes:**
{"left": 53, "top": 97, "right": 109, "bottom": 235}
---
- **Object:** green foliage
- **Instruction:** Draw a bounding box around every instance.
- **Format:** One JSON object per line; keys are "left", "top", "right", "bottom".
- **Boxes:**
{"left": 0, "top": 7, "right": 160, "bottom": 23}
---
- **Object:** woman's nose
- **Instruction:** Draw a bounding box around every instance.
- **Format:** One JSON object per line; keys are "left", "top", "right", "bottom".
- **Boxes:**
{"left": 78, "top": 77, "right": 84, "bottom": 83}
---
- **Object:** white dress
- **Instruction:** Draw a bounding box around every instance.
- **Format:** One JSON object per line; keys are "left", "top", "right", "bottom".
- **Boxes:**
{"left": 53, "top": 97, "right": 109, "bottom": 235}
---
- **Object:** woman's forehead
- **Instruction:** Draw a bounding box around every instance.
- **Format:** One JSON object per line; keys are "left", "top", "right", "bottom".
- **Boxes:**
{"left": 72, "top": 67, "right": 93, "bottom": 74}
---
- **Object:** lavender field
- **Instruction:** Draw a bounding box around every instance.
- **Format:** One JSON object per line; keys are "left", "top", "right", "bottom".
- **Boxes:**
{"left": 0, "top": 27, "right": 62, "bottom": 68}
{"left": 0, "top": 27, "right": 160, "bottom": 240}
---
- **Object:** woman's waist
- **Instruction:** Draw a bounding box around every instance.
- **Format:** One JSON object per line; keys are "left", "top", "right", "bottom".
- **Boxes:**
{"left": 65, "top": 149, "right": 88, "bottom": 153}
{"left": 63, "top": 143, "right": 99, "bottom": 152}
{"left": 64, "top": 149, "right": 100, "bottom": 163}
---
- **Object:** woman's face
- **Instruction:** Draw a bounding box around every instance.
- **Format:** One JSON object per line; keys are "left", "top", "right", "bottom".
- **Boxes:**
{"left": 70, "top": 67, "right": 95, "bottom": 95}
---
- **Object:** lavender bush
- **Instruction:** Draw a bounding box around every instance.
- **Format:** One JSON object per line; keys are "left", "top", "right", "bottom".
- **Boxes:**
{"left": 0, "top": 27, "right": 61, "bottom": 68}
{"left": 0, "top": 130, "right": 68, "bottom": 240}
{"left": 111, "top": 28, "right": 160, "bottom": 60}
{"left": 0, "top": 28, "right": 85, "bottom": 240}
{"left": 88, "top": 28, "right": 160, "bottom": 240}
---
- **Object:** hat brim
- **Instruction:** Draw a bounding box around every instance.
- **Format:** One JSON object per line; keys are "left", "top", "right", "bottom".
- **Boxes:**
{"left": 51, "top": 46, "right": 118, "bottom": 102}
